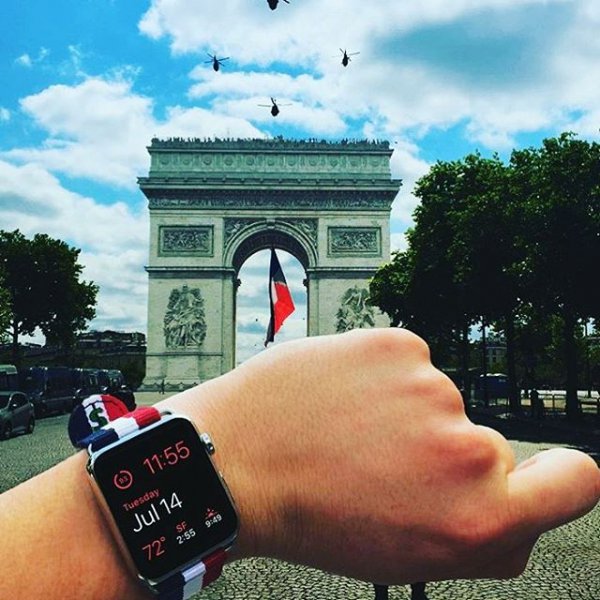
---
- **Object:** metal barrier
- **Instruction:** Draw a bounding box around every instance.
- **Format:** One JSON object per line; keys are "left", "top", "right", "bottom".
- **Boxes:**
{"left": 579, "top": 398, "right": 600, "bottom": 417}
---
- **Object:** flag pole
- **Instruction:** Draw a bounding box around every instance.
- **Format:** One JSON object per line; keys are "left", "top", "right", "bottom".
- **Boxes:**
{"left": 265, "top": 247, "right": 276, "bottom": 347}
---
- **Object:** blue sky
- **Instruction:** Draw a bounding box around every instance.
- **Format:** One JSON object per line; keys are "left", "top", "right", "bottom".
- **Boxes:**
{"left": 2, "top": 0, "right": 599, "bottom": 361}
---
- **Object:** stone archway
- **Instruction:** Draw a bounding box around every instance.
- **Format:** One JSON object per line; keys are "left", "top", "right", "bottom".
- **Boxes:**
{"left": 231, "top": 227, "right": 310, "bottom": 361}
{"left": 139, "top": 138, "right": 401, "bottom": 390}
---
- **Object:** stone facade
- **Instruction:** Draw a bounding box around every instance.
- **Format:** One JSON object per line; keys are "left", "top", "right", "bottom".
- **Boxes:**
{"left": 139, "top": 138, "right": 401, "bottom": 389}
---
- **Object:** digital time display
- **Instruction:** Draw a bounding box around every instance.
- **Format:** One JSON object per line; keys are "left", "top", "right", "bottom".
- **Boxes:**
{"left": 90, "top": 416, "right": 238, "bottom": 581}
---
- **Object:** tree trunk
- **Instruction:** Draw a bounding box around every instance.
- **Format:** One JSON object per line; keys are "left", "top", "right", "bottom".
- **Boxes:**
{"left": 505, "top": 313, "right": 521, "bottom": 414}
{"left": 481, "top": 318, "right": 489, "bottom": 408}
{"left": 563, "top": 311, "right": 581, "bottom": 420}
{"left": 459, "top": 322, "right": 471, "bottom": 415}
{"left": 11, "top": 318, "right": 20, "bottom": 368}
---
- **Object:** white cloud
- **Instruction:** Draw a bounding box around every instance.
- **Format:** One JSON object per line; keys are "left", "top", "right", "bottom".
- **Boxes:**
{"left": 160, "top": 106, "right": 265, "bottom": 139}
{"left": 0, "top": 160, "right": 149, "bottom": 335}
{"left": 15, "top": 54, "right": 33, "bottom": 68}
{"left": 388, "top": 139, "right": 430, "bottom": 231}
{"left": 3, "top": 77, "right": 268, "bottom": 188}
{"left": 0, "top": 108, "right": 10, "bottom": 122}
{"left": 14, "top": 47, "right": 50, "bottom": 69}
{"left": 390, "top": 232, "right": 409, "bottom": 253}
{"left": 139, "top": 0, "right": 600, "bottom": 152}
{"left": 5, "top": 78, "right": 154, "bottom": 187}
{"left": 139, "top": 0, "right": 567, "bottom": 65}
{"left": 80, "top": 249, "right": 148, "bottom": 332}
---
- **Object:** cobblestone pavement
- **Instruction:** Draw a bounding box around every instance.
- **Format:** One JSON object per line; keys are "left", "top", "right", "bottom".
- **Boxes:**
{"left": 1, "top": 410, "right": 599, "bottom": 600}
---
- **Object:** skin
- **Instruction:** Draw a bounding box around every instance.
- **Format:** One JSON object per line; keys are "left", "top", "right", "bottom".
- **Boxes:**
{"left": 1, "top": 328, "right": 599, "bottom": 599}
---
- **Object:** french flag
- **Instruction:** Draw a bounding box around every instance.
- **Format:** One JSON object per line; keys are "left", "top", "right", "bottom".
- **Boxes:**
{"left": 265, "top": 248, "right": 295, "bottom": 346}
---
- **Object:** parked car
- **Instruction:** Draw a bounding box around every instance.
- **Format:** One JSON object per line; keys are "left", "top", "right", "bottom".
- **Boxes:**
{"left": 19, "top": 366, "right": 75, "bottom": 418}
{"left": 0, "top": 391, "right": 35, "bottom": 439}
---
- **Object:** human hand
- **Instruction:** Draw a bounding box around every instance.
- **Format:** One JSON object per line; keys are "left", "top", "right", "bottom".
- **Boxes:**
{"left": 167, "top": 328, "right": 600, "bottom": 585}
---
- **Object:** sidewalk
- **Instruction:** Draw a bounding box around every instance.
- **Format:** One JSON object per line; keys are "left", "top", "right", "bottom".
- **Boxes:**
{"left": 135, "top": 390, "right": 178, "bottom": 406}
{"left": 470, "top": 403, "right": 600, "bottom": 461}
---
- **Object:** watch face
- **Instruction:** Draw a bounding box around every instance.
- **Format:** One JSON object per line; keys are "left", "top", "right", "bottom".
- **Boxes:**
{"left": 90, "top": 416, "right": 238, "bottom": 581}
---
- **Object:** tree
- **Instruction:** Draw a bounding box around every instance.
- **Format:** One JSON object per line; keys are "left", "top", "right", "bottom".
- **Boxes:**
{"left": 0, "top": 230, "right": 98, "bottom": 364}
{"left": 510, "top": 133, "right": 600, "bottom": 419}
{"left": 369, "top": 246, "right": 457, "bottom": 369}
{"left": 371, "top": 158, "right": 482, "bottom": 402}
{"left": 369, "top": 249, "right": 413, "bottom": 328}
{"left": 411, "top": 157, "right": 515, "bottom": 401}
{"left": 447, "top": 154, "right": 527, "bottom": 412}
{"left": 371, "top": 134, "right": 600, "bottom": 420}
{"left": 0, "top": 268, "right": 12, "bottom": 343}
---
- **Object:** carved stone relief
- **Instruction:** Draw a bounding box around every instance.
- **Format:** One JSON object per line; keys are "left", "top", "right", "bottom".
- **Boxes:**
{"left": 163, "top": 285, "right": 207, "bottom": 349}
{"left": 223, "top": 219, "right": 263, "bottom": 247}
{"left": 328, "top": 227, "right": 381, "bottom": 255}
{"left": 223, "top": 217, "right": 318, "bottom": 250}
{"left": 289, "top": 218, "right": 318, "bottom": 248}
{"left": 148, "top": 190, "right": 395, "bottom": 211}
{"left": 335, "top": 286, "right": 375, "bottom": 333}
{"left": 159, "top": 226, "right": 213, "bottom": 256}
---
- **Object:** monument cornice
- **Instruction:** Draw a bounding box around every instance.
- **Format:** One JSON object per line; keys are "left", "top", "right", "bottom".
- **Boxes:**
{"left": 139, "top": 176, "right": 401, "bottom": 188}
{"left": 306, "top": 267, "right": 384, "bottom": 277}
{"left": 144, "top": 188, "right": 397, "bottom": 211}
{"left": 145, "top": 266, "right": 237, "bottom": 277}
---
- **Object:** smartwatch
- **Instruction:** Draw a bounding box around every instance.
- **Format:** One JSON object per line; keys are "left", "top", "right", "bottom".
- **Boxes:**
{"left": 82, "top": 406, "right": 239, "bottom": 599}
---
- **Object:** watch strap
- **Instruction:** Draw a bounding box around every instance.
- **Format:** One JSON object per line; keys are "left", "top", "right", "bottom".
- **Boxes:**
{"left": 77, "top": 406, "right": 161, "bottom": 450}
{"left": 85, "top": 407, "right": 229, "bottom": 599}
{"left": 156, "top": 548, "right": 227, "bottom": 600}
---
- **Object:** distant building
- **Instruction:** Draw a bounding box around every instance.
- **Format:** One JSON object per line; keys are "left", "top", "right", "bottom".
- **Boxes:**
{"left": 486, "top": 336, "right": 507, "bottom": 369}
{"left": 76, "top": 330, "right": 146, "bottom": 352}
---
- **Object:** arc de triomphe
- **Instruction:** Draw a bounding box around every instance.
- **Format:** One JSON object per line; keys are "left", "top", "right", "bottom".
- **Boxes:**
{"left": 138, "top": 138, "right": 401, "bottom": 390}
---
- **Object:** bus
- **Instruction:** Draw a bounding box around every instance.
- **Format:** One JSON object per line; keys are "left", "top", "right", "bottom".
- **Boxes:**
{"left": 20, "top": 366, "right": 75, "bottom": 417}
{"left": 473, "top": 373, "right": 509, "bottom": 403}
{"left": 0, "top": 365, "right": 19, "bottom": 392}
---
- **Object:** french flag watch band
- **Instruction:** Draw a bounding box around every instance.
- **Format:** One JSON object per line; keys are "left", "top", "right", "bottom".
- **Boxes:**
{"left": 84, "top": 407, "right": 228, "bottom": 599}
{"left": 155, "top": 548, "right": 227, "bottom": 600}
{"left": 86, "top": 406, "right": 162, "bottom": 451}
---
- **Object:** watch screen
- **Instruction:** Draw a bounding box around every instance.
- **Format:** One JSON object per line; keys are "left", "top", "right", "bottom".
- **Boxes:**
{"left": 91, "top": 416, "right": 238, "bottom": 581}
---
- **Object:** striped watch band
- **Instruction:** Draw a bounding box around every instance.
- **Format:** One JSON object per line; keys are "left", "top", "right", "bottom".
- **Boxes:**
{"left": 85, "top": 406, "right": 228, "bottom": 599}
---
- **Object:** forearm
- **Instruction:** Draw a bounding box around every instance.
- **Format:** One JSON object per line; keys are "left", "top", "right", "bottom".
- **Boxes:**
{"left": 1, "top": 452, "right": 145, "bottom": 599}
{"left": 0, "top": 376, "right": 261, "bottom": 600}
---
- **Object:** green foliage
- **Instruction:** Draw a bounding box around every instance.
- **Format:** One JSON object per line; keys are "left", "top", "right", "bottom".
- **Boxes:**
{"left": 0, "top": 268, "right": 12, "bottom": 343}
{"left": 0, "top": 230, "right": 98, "bottom": 362}
{"left": 510, "top": 133, "right": 600, "bottom": 316}
{"left": 370, "top": 133, "right": 600, "bottom": 419}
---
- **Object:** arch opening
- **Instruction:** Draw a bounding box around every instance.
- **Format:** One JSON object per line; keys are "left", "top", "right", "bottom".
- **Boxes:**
{"left": 231, "top": 228, "right": 311, "bottom": 274}
{"left": 235, "top": 248, "right": 307, "bottom": 365}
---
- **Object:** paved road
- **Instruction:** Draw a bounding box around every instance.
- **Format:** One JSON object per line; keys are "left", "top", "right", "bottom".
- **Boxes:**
{"left": 1, "top": 406, "right": 599, "bottom": 599}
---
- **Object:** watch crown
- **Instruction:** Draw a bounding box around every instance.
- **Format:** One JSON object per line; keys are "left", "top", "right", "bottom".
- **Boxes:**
{"left": 200, "top": 432, "right": 215, "bottom": 455}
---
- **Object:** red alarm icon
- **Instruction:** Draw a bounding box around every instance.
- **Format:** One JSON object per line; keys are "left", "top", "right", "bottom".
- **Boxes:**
{"left": 113, "top": 470, "right": 133, "bottom": 490}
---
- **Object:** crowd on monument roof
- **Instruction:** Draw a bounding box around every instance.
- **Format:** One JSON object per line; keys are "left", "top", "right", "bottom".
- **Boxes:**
{"left": 149, "top": 136, "right": 392, "bottom": 151}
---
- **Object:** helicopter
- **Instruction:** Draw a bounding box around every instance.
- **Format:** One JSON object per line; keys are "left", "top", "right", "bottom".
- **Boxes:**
{"left": 340, "top": 48, "right": 360, "bottom": 67}
{"left": 205, "top": 53, "right": 230, "bottom": 72}
{"left": 258, "top": 97, "right": 290, "bottom": 117}
{"left": 267, "top": 0, "right": 289, "bottom": 10}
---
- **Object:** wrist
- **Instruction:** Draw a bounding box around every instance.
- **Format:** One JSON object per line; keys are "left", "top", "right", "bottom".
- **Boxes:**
{"left": 154, "top": 376, "right": 287, "bottom": 562}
